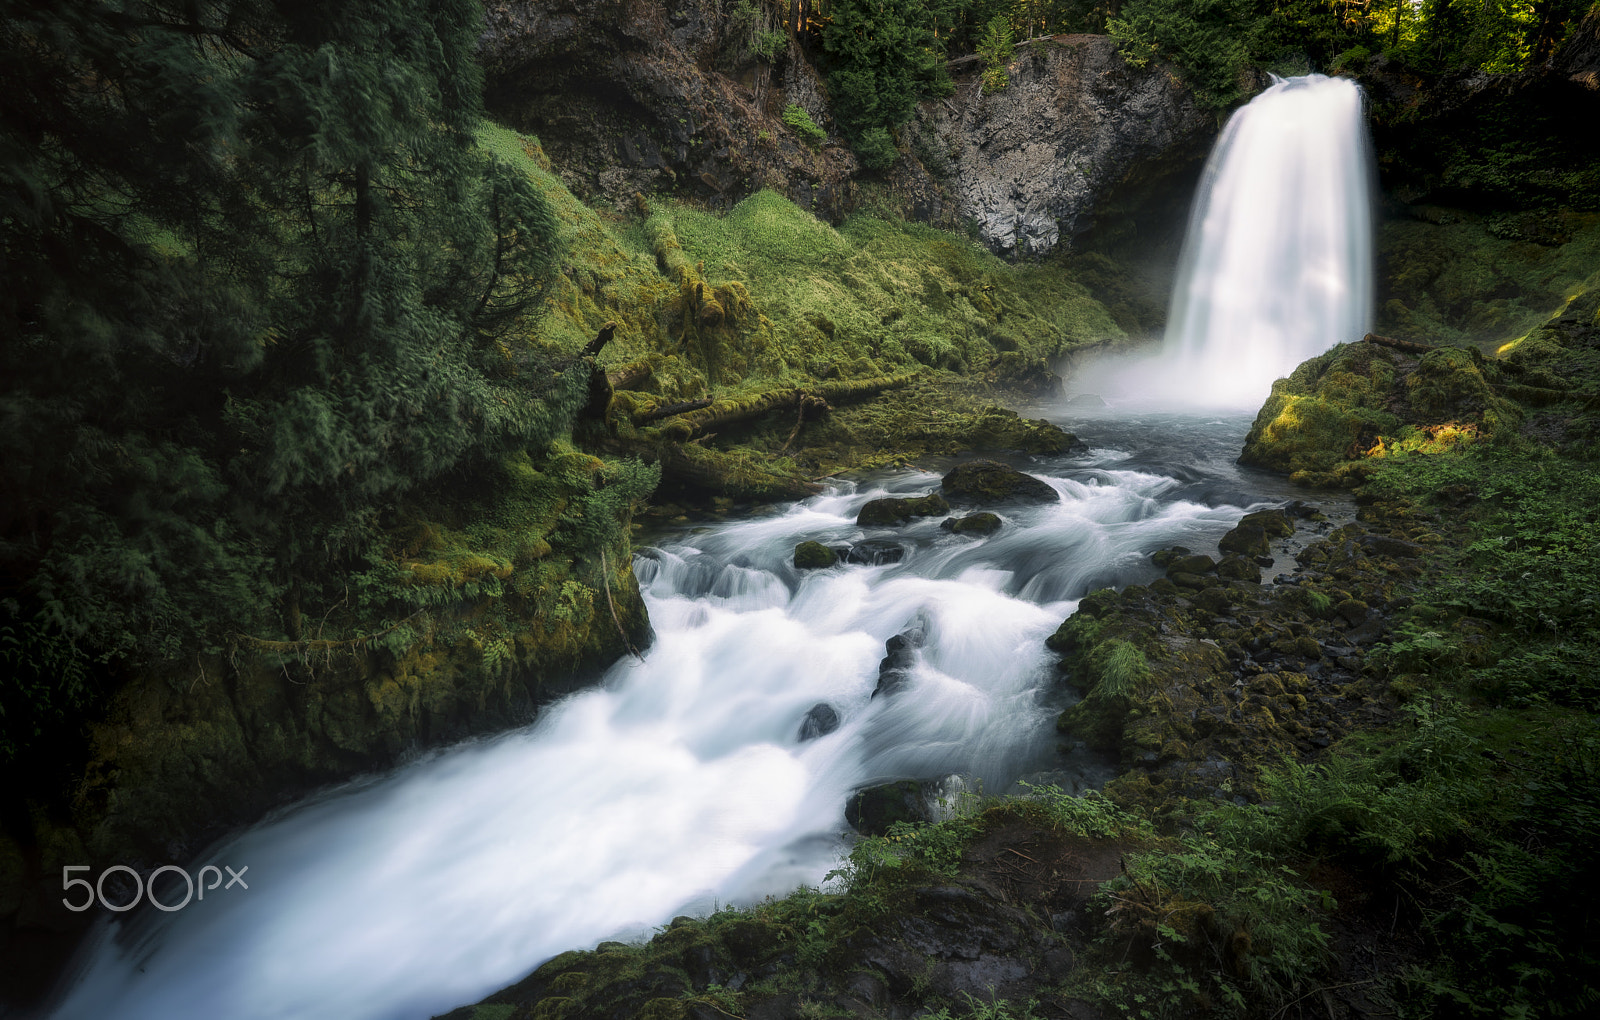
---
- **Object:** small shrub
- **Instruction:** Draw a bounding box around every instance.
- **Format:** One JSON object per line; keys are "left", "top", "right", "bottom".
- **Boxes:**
{"left": 781, "top": 104, "right": 826, "bottom": 146}
{"left": 852, "top": 126, "right": 898, "bottom": 171}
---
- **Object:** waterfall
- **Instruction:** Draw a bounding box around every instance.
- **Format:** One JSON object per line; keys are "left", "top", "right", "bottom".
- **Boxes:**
{"left": 1067, "top": 74, "right": 1374, "bottom": 411}
{"left": 1161, "top": 74, "right": 1374, "bottom": 408}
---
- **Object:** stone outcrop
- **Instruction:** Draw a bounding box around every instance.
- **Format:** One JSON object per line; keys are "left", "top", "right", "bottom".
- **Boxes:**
{"left": 479, "top": 0, "right": 859, "bottom": 217}
{"left": 478, "top": 7, "right": 1215, "bottom": 257}
{"left": 902, "top": 36, "right": 1215, "bottom": 257}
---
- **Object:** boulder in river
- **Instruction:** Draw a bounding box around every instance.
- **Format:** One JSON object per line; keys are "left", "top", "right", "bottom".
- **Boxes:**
{"left": 845, "top": 780, "right": 932, "bottom": 835}
{"left": 873, "top": 627, "right": 925, "bottom": 698}
{"left": 844, "top": 540, "right": 907, "bottom": 565}
{"left": 940, "top": 512, "right": 1002, "bottom": 536}
{"left": 793, "top": 540, "right": 838, "bottom": 569}
{"left": 1215, "top": 555, "right": 1263, "bottom": 582}
{"left": 940, "top": 460, "right": 1059, "bottom": 505}
{"left": 798, "top": 703, "right": 840, "bottom": 741}
{"left": 857, "top": 492, "right": 950, "bottom": 526}
{"left": 1218, "top": 508, "right": 1294, "bottom": 558}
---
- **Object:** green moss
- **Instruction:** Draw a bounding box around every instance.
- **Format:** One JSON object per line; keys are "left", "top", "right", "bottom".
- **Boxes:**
{"left": 1377, "top": 210, "right": 1600, "bottom": 347}
{"left": 794, "top": 541, "right": 838, "bottom": 569}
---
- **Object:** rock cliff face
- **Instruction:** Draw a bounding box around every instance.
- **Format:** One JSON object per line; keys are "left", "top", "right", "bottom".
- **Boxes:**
{"left": 905, "top": 37, "right": 1215, "bottom": 258}
{"left": 479, "top": 4, "right": 1215, "bottom": 258}
{"left": 479, "top": 0, "right": 859, "bottom": 219}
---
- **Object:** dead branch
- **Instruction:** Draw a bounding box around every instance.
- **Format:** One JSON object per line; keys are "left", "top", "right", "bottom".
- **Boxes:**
{"left": 582, "top": 320, "right": 618, "bottom": 357}
{"left": 600, "top": 549, "right": 643, "bottom": 660}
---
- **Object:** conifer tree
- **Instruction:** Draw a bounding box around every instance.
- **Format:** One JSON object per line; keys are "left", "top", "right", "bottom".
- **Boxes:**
{"left": 0, "top": 0, "right": 569, "bottom": 762}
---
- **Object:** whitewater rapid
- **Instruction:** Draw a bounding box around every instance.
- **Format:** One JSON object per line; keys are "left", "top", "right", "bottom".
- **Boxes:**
{"left": 47, "top": 413, "right": 1290, "bottom": 1020}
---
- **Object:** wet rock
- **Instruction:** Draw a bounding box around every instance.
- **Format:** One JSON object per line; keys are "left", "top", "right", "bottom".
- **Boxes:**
{"left": 1346, "top": 617, "right": 1387, "bottom": 645}
{"left": 798, "top": 704, "right": 840, "bottom": 741}
{"left": 1150, "top": 546, "right": 1192, "bottom": 568}
{"left": 793, "top": 540, "right": 838, "bottom": 569}
{"left": 1066, "top": 393, "right": 1108, "bottom": 407}
{"left": 873, "top": 628, "right": 925, "bottom": 698}
{"left": 1167, "top": 554, "right": 1216, "bottom": 576}
{"left": 1359, "top": 534, "right": 1425, "bottom": 559}
{"left": 1215, "top": 555, "right": 1262, "bottom": 583}
{"left": 1335, "top": 598, "right": 1370, "bottom": 625}
{"left": 845, "top": 780, "right": 932, "bottom": 835}
{"left": 910, "top": 34, "right": 1212, "bottom": 258}
{"left": 844, "top": 540, "right": 907, "bottom": 565}
{"left": 940, "top": 460, "right": 1059, "bottom": 505}
{"left": 1218, "top": 509, "right": 1294, "bottom": 558}
{"left": 857, "top": 492, "right": 950, "bottom": 526}
{"left": 1169, "top": 570, "right": 1215, "bottom": 590}
{"left": 940, "top": 512, "right": 1002, "bottom": 536}
{"left": 1192, "top": 586, "right": 1238, "bottom": 614}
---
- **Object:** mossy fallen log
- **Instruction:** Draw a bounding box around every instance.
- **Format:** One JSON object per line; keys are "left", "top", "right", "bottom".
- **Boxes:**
{"left": 606, "top": 360, "right": 653, "bottom": 391}
{"left": 634, "top": 397, "right": 713, "bottom": 424}
{"left": 657, "top": 443, "right": 822, "bottom": 501}
{"left": 1363, "top": 332, "right": 1438, "bottom": 355}
{"left": 663, "top": 375, "right": 915, "bottom": 439}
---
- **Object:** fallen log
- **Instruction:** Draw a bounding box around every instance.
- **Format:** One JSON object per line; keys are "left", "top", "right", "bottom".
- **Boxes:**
{"left": 634, "top": 397, "right": 713, "bottom": 424}
{"left": 664, "top": 374, "right": 916, "bottom": 439}
{"left": 607, "top": 360, "right": 653, "bottom": 391}
{"left": 658, "top": 443, "right": 822, "bottom": 501}
{"left": 1363, "top": 332, "right": 1438, "bottom": 355}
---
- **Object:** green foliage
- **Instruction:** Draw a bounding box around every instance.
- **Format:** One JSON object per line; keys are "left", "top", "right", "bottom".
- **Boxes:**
{"left": 826, "top": 814, "right": 983, "bottom": 902}
{"left": 0, "top": 617, "right": 97, "bottom": 765}
{"left": 852, "top": 127, "right": 900, "bottom": 171}
{"left": 1107, "top": 0, "right": 1254, "bottom": 110}
{"left": 977, "top": 14, "right": 1016, "bottom": 93}
{"left": 822, "top": 0, "right": 953, "bottom": 142}
{"left": 0, "top": 0, "right": 581, "bottom": 751}
{"left": 782, "top": 104, "right": 827, "bottom": 146}
{"left": 919, "top": 993, "right": 1041, "bottom": 1020}
{"left": 733, "top": 0, "right": 788, "bottom": 61}
{"left": 1016, "top": 785, "right": 1153, "bottom": 839}
{"left": 648, "top": 189, "right": 1119, "bottom": 385}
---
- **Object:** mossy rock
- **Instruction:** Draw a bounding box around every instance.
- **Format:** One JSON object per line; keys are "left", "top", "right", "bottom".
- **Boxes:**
{"left": 1150, "top": 546, "right": 1192, "bottom": 569}
{"left": 845, "top": 780, "right": 931, "bottom": 835}
{"left": 856, "top": 492, "right": 950, "bottom": 526}
{"left": 1240, "top": 342, "right": 1409, "bottom": 484}
{"left": 1166, "top": 554, "right": 1216, "bottom": 576}
{"left": 1215, "top": 555, "right": 1262, "bottom": 582}
{"left": 940, "top": 460, "right": 1059, "bottom": 505}
{"left": 794, "top": 540, "right": 838, "bottom": 569}
{"left": 1218, "top": 509, "right": 1293, "bottom": 558}
{"left": 940, "top": 512, "right": 1002, "bottom": 535}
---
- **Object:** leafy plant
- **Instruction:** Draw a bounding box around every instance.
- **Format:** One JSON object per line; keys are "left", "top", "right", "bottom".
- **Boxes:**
{"left": 977, "top": 14, "right": 1015, "bottom": 93}
{"left": 782, "top": 103, "right": 827, "bottom": 145}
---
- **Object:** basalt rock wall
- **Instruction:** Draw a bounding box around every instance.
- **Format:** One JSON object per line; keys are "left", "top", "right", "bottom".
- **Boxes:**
{"left": 478, "top": 4, "right": 1217, "bottom": 258}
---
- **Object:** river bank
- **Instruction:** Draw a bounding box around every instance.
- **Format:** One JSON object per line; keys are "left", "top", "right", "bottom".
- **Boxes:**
{"left": 443, "top": 293, "right": 1600, "bottom": 1019}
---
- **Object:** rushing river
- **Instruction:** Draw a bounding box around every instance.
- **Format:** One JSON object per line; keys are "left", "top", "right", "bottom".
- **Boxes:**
{"left": 45, "top": 408, "right": 1317, "bottom": 1020}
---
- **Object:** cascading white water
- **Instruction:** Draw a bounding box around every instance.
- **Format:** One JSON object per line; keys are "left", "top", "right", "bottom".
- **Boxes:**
{"left": 45, "top": 418, "right": 1289, "bottom": 1020}
{"left": 1164, "top": 74, "right": 1373, "bottom": 406}
{"left": 1090, "top": 74, "right": 1373, "bottom": 411}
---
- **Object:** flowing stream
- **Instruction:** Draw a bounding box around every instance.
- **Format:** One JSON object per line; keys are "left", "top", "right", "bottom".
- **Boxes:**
{"left": 45, "top": 73, "right": 1379, "bottom": 1020}
{"left": 46, "top": 411, "right": 1308, "bottom": 1020}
